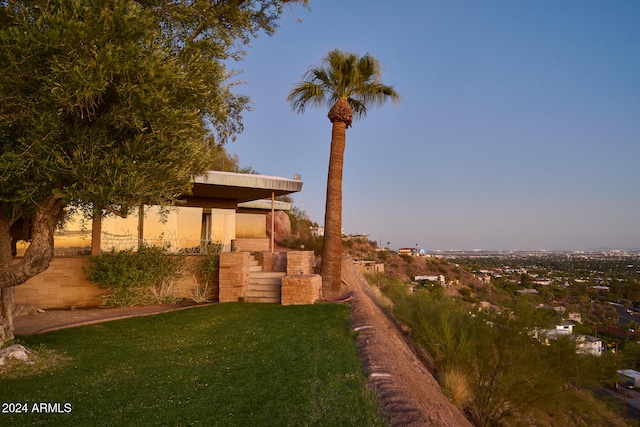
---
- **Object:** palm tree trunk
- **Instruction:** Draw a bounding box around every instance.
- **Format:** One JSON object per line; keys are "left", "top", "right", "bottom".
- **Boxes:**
{"left": 320, "top": 120, "right": 347, "bottom": 298}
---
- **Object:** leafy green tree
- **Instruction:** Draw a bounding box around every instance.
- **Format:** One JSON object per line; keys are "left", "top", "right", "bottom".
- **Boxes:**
{"left": 0, "top": 0, "right": 307, "bottom": 344}
{"left": 287, "top": 49, "right": 399, "bottom": 296}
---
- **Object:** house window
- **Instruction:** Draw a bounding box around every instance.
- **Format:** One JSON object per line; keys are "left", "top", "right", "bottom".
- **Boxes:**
{"left": 18, "top": 206, "right": 235, "bottom": 256}
{"left": 202, "top": 208, "right": 235, "bottom": 252}
{"left": 101, "top": 209, "right": 139, "bottom": 252}
{"left": 101, "top": 206, "right": 204, "bottom": 253}
{"left": 236, "top": 213, "right": 266, "bottom": 239}
{"left": 145, "top": 206, "right": 202, "bottom": 252}
{"left": 53, "top": 213, "right": 92, "bottom": 256}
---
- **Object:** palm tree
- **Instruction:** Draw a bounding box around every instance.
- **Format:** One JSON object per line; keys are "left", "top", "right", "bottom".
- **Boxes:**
{"left": 287, "top": 49, "right": 400, "bottom": 297}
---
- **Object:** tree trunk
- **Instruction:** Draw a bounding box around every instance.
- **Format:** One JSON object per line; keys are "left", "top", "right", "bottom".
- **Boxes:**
{"left": 0, "top": 196, "right": 65, "bottom": 346}
{"left": 0, "top": 287, "right": 14, "bottom": 343}
{"left": 320, "top": 120, "right": 347, "bottom": 298}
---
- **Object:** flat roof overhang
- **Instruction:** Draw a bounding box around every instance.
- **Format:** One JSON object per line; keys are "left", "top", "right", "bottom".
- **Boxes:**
{"left": 190, "top": 171, "right": 303, "bottom": 203}
{"left": 238, "top": 199, "right": 292, "bottom": 211}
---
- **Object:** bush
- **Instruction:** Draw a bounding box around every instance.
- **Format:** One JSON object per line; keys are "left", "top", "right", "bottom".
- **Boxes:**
{"left": 440, "top": 367, "right": 471, "bottom": 408}
{"left": 399, "top": 254, "right": 413, "bottom": 264}
{"left": 84, "top": 245, "right": 185, "bottom": 306}
{"left": 281, "top": 234, "right": 323, "bottom": 256}
{"left": 190, "top": 243, "right": 222, "bottom": 303}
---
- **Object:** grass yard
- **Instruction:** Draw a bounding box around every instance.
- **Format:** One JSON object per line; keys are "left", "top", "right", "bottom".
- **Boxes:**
{"left": 2, "top": 303, "right": 387, "bottom": 426}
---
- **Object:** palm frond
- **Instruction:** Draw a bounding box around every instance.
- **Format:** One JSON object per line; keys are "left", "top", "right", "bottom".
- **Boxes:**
{"left": 287, "top": 48, "right": 399, "bottom": 122}
{"left": 286, "top": 81, "right": 326, "bottom": 113}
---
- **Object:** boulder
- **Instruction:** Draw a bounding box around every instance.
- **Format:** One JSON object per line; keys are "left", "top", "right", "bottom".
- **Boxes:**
{"left": 266, "top": 211, "right": 291, "bottom": 245}
{"left": 0, "top": 344, "right": 31, "bottom": 365}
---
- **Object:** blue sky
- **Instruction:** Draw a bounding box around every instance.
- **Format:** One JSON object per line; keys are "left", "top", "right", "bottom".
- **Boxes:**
{"left": 227, "top": 0, "right": 640, "bottom": 251}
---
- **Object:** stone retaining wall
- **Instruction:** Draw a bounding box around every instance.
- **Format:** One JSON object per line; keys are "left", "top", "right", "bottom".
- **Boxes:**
{"left": 286, "top": 251, "right": 314, "bottom": 275}
{"left": 14, "top": 258, "right": 105, "bottom": 309}
{"left": 281, "top": 275, "right": 322, "bottom": 306}
{"left": 13, "top": 250, "right": 316, "bottom": 308}
{"left": 14, "top": 256, "right": 206, "bottom": 309}
{"left": 218, "top": 251, "right": 250, "bottom": 302}
{"left": 253, "top": 251, "right": 286, "bottom": 272}
{"left": 231, "top": 238, "right": 269, "bottom": 252}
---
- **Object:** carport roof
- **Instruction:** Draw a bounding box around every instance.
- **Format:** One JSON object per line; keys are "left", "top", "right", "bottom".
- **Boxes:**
{"left": 191, "top": 171, "right": 303, "bottom": 203}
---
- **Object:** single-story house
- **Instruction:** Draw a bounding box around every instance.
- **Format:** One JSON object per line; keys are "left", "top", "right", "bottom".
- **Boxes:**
{"left": 576, "top": 335, "right": 603, "bottom": 356}
{"left": 353, "top": 260, "right": 384, "bottom": 275}
{"left": 556, "top": 321, "right": 575, "bottom": 334}
{"left": 15, "top": 170, "right": 303, "bottom": 257}
{"left": 14, "top": 171, "right": 316, "bottom": 309}
{"left": 567, "top": 312, "right": 582, "bottom": 323}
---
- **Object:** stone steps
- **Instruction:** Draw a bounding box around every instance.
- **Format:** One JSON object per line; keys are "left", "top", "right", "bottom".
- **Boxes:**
{"left": 245, "top": 271, "right": 285, "bottom": 304}
{"left": 249, "top": 256, "right": 261, "bottom": 272}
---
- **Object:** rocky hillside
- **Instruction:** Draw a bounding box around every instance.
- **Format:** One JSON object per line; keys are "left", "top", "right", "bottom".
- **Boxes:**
{"left": 344, "top": 238, "right": 486, "bottom": 298}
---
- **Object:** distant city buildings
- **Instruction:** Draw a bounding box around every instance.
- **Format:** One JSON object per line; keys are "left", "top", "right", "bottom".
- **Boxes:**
{"left": 398, "top": 247, "right": 427, "bottom": 257}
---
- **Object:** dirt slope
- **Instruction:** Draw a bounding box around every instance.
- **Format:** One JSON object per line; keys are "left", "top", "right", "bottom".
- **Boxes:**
{"left": 344, "top": 259, "right": 472, "bottom": 426}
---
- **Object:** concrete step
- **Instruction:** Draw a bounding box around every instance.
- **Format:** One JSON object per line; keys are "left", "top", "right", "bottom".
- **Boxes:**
{"left": 244, "top": 296, "right": 281, "bottom": 303}
{"left": 248, "top": 255, "right": 263, "bottom": 272}
{"left": 250, "top": 271, "right": 286, "bottom": 280}
{"left": 245, "top": 288, "right": 280, "bottom": 298}
{"left": 246, "top": 282, "right": 280, "bottom": 293}
{"left": 245, "top": 285, "right": 281, "bottom": 303}
{"left": 250, "top": 277, "right": 284, "bottom": 286}
{"left": 246, "top": 272, "right": 282, "bottom": 303}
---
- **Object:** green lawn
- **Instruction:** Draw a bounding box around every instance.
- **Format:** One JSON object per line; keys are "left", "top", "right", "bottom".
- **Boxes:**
{"left": 2, "top": 303, "right": 387, "bottom": 426}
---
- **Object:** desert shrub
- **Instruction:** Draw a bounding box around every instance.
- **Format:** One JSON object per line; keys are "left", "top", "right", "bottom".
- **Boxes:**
{"left": 281, "top": 234, "right": 323, "bottom": 256}
{"left": 190, "top": 243, "right": 222, "bottom": 303}
{"left": 372, "top": 273, "right": 625, "bottom": 426}
{"left": 404, "top": 264, "right": 415, "bottom": 280}
{"left": 440, "top": 367, "right": 471, "bottom": 408}
{"left": 365, "top": 272, "right": 409, "bottom": 309}
{"left": 399, "top": 254, "right": 413, "bottom": 264}
{"left": 84, "top": 245, "right": 185, "bottom": 306}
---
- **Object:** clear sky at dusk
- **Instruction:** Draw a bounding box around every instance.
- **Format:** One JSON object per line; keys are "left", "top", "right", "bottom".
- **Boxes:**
{"left": 228, "top": 0, "right": 639, "bottom": 251}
